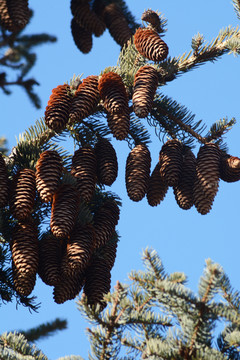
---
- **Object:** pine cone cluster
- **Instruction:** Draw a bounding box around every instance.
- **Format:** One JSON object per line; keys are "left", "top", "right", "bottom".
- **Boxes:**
{"left": 0, "top": 0, "right": 31, "bottom": 33}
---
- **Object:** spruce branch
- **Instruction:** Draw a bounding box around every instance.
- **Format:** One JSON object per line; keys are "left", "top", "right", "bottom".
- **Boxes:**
{"left": 232, "top": 0, "right": 240, "bottom": 20}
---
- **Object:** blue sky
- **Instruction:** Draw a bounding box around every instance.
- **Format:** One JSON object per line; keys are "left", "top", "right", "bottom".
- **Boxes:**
{"left": 1, "top": 1, "right": 240, "bottom": 359}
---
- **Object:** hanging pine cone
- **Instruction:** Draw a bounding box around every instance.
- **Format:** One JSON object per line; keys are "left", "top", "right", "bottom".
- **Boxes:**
{"left": 71, "top": 145, "right": 97, "bottom": 202}
{"left": 159, "top": 139, "right": 183, "bottom": 187}
{"left": 69, "top": 75, "right": 99, "bottom": 123}
{"left": 53, "top": 271, "right": 85, "bottom": 304}
{"left": 61, "top": 223, "right": 95, "bottom": 277}
{"left": 97, "top": 237, "right": 118, "bottom": 271}
{"left": 10, "top": 168, "right": 36, "bottom": 221}
{"left": 45, "top": 84, "right": 73, "bottom": 131}
{"left": 0, "top": 0, "right": 31, "bottom": 32}
{"left": 125, "top": 143, "right": 151, "bottom": 202}
{"left": 193, "top": 143, "right": 221, "bottom": 215}
{"left": 95, "top": 138, "right": 118, "bottom": 186}
{"left": 93, "top": 199, "right": 120, "bottom": 250}
{"left": 36, "top": 150, "right": 63, "bottom": 203}
{"left": 106, "top": 111, "right": 130, "bottom": 141}
{"left": 0, "top": 153, "right": 9, "bottom": 207}
{"left": 132, "top": 65, "right": 159, "bottom": 118}
{"left": 71, "top": 17, "right": 93, "bottom": 54}
{"left": 173, "top": 148, "right": 196, "bottom": 210}
{"left": 219, "top": 152, "right": 240, "bottom": 182}
{"left": 141, "top": 9, "right": 161, "bottom": 33}
{"left": 12, "top": 262, "right": 36, "bottom": 297}
{"left": 50, "top": 184, "right": 80, "bottom": 238}
{"left": 38, "top": 232, "right": 63, "bottom": 286}
{"left": 146, "top": 162, "right": 169, "bottom": 207}
{"left": 134, "top": 27, "right": 169, "bottom": 62}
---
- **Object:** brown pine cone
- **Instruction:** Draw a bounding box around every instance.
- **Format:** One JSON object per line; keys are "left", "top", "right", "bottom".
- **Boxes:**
{"left": 219, "top": 152, "right": 240, "bottom": 182}
{"left": 95, "top": 138, "right": 118, "bottom": 186}
{"left": 159, "top": 139, "right": 183, "bottom": 187}
{"left": 36, "top": 150, "right": 63, "bottom": 203}
{"left": 106, "top": 111, "right": 130, "bottom": 141}
{"left": 45, "top": 84, "right": 73, "bottom": 131}
{"left": 0, "top": 0, "right": 31, "bottom": 32}
{"left": 69, "top": 75, "right": 99, "bottom": 123}
{"left": 141, "top": 9, "right": 161, "bottom": 32}
{"left": 50, "top": 184, "right": 80, "bottom": 238}
{"left": 71, "top": 17, "right": 93, "bottom": 54}
{"left": 12, "top": 262, "right": 36, "bottom": 297}
{"left": 173, "top": 148, "right": 196, "bottom": 210}
{"left": 125, "top": 143, "right": 151, "bottom": 202}
{"left": 98, "top": 237, "right": 118, "bottom": 271}
{"left": 10, "top": 168, "right": 36, "bottom": 221}
{"left": 146, "top": 162, "right": 169, "bottom": 207}
{"left": 71, "top": 145, "right": 97, "bottom": 202}
{"left": 53, "top": 271, "right": 85, "bottom": 304}
{"left": 0, "top": 153, "right": 9, "bottom": 207}
{"left": 132, "top": 65, "right": 159, "bottom": 118}
{"left": 134, "top": 27, "right": 169, "bottom": 62}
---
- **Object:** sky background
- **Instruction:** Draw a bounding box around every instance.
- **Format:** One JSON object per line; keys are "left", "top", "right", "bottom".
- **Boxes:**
{"left": 1, "top": 1, "right": 240, "bottom": 359}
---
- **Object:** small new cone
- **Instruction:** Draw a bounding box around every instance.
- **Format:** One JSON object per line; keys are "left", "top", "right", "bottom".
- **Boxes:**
{"left": 134, "top": 27, "right": 169, "bottom": 62}
{"left": 95, "top": 138, "right": 118, "bottom": 186}
{"left": 141, "top": 9, "right": 161, "bottom": 32}
{"left": 159, "top": 139, "right": 183, "bottom": 187}
{"left": 219, "top": 152, "right": 240, "bottom": 182}
{"left": 69, "top": 75, "right": 99, "bottom": 123}
{"left": 71, "top": 17, "right": 93, "bottom": 54}
{"left": 0, "top": 0, "right": 31, "bottom": 32}
{"left": 132, "top": 65, "right": 159, "bottom": 118}
{"left": 12, "top": 262, "right": 36, "bottom": 297}
{"left": 106, "top": 111, "right": 130, "bottom": 141}
{"left": 10, "top": 168, "right": 36, "bottom": 221}
{"left": 50, "top": 184, "right": 80, "bottom": 238}
{"left": 45, "top": 84, "right": 73, "bottom": 131}
{"left": 147, "top": 162, "right": 169, "bottom": 207}
{"left": 38, "top": 232, "right": 63, "bottom": 286}
{"left": 71, "top": 145, "right": 97, "bottom": 202}
{"left": 36, "top": 150, "right": 63, "bottom": 203}
{"left": 53, "top": 271, "right": 85, "bottom": 304}
{"left": 173, "top": 148, "right": 196, "bottom": 210}
{"left": 0, "top": 153, "right": 9, "bottom": 207}
{"left": 125, "top": 143, "right": 151, "bottom": 202}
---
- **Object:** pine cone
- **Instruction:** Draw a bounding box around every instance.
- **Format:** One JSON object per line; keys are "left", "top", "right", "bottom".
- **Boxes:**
{"left": 71, "top": 17, "right": 93, "bottom": 54}
{"left": 125, "top": 143, "right": 151, "bottom": 202}
{"left": 0, "top": 153, "right": 9, "bottom": 207}
{"left": 219, "top": 152, "right": 240, "bottom": 182}
{"left": 95, "top": 138, "right": 118, "bottom": 186}
{"left": 69, "top": 75, "right": 99, "bottom": 123}
{"left": 0, "top": 0, "right": 30, "bottom": 32}
{"left": 106, "top": 111, "right": 130, "bottom": 141}
{"left": 159, "top": 139, "right": 183, "bottom": 187}
{"left": 50, "top": 184, "right": 80, "bottom": 238}
{"left": 53, "top": 271, "right": 85, "bottom": 304}
{"left": 173, "top": 148, "right": 196, "bottom": 210}
{"left": 141, "top": 9, "right": 161, "bottom": 32}
{"left": 38, "top": 232, "right": 63, "bottom": 286}
{"left": 132, "top": 65, "right": 159, "bottom": 118}
{"left": 12, "top": 262, "right": 36, "bottom": 297}
{"left": 146, "top": 162, "right": 169, "bottom": 207}
{"left": 36, "top": 150, "right": 63, "bottom": 203}
{"left": 10, "top": 168, "right": 36, "bottom": 221}
{"left": 93, "top": 199, "right": 120, "bottom": 249}
{"left": 45, "top": 84, "right": 72, "bottom": 131}
{"left": 97, "top": 237, "right": 118, "bottom": 271}
{"left": 134, "top": 27, "right": 169, "bottom": 62}
{"left": 71, "top": 145, "right": 97, "bottom": 202}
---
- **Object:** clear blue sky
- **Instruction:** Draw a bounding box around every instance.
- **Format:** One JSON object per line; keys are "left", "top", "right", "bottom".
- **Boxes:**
{"left": 1, "top": 1, "right": 240, "bottom": 359}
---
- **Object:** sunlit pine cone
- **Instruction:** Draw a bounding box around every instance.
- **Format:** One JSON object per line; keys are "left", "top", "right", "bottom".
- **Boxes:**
{"left": 71, "top": 18, "right": 93, "bottom": 54}
{"left": 132, "top": 65, "right": 159, "bottom": 118}
{"left": 69, "top": 75, "right": 99, "bottom": 123}
{"left": 173, "top": 148, "right": 196, "bottom": 210}
{"left": 10, "top": 168, "right": 36, "bottom": 221}
{"left": 95, "top": 138, "right": 118, "bottom": 186}
{"left": 38, "top": 232, "right": 63, "bottom": 286}
{"left": 159, "top": 139, "right": 183, "bottom": 187}
{"left": 93, "top": 199, "right": 120, "bottom": 250}
{"left": 141, "top": 9, "right": 161, "bottom": 32}
{"left": 61, "top": 223, "right": 95, "bottom": 277}
{"left": 0, "top": 0, "right": 31, "bottom": 32}
{"left": 219, "top": 152, "right": 240, "bottom": 182}
{"left": 12, "top": 262, "right": 36, "bottom": 297}
{"left": 146, "top": 162, "right": 169, "bottom": 207}
{"left": 36, "top": 150, "right": 63, "bottom": 203}
{"left": 50, "top": 184, "right": 80, "bottom": 238}
{"left": 53, "top": 270, "right": 85, "bottom": 304}
{"left": 125, "top": 143, "right": 151, "bottom": 202}
{"left": 98, "top": 71, "right": 129, "bottom": 115}
{"left": 0, "top": 153, "right": 9, "bottom": 207}
{"left": 70, "top": 0, "right": 105, "bottom": 37}
{"left": 71, "top": 146, "right": 97, "bottom": 202}
{"left": 45, "top": 84, "right": 73, "bottom": 131}
{"left": 134, "top": 27, "right": 169, "bottom": 62}
{"left": 106, "top": 111, "right": 130, "bottom": 141}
